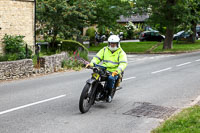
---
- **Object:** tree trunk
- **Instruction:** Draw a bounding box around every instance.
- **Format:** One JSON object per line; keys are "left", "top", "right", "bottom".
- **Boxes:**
{"left": 188, "top": 22, "right": 197, "bottom": 43}
{"left": 50, "top": 31, "right": 58, "bottom": 48}
{"left": 50, "top": 35, "right": 56, "bottom": 48}
{"left": 163, "top": 27, "right": 174, "bottom": 49}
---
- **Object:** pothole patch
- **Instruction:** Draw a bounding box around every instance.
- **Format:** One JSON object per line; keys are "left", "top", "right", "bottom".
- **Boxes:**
{"left": 123, "top": 102, "right": 177, "bottom": 119}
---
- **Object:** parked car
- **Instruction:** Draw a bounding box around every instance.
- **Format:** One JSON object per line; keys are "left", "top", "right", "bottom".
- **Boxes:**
{"left": 173, "top": 31, "right": 198, "bottom": 40}
{"left": 139, "top": 31, "right": 165, "bottom": 42}
{"left": 196, "top": 26, "right": 200, "bottom": 36}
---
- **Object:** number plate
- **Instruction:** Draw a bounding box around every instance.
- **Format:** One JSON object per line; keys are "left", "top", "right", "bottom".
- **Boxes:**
{"left": 92, "top": 73, "right": 100, "bottom": 80}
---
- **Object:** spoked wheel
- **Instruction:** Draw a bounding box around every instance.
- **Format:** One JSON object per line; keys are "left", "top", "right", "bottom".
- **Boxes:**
{"left": 79, "top": 83, "right": 95, "bottom": 113}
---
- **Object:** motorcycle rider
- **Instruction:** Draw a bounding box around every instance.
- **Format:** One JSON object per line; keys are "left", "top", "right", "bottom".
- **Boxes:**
{"left": 86, "top": 35, "right": 128, "bottom": 102}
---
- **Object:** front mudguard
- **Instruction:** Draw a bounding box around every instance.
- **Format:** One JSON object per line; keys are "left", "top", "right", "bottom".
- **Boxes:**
{"left": 86, "top": 78, "right": 99, "bottom": 99}
{"left": 86, "top": 78, "right": 96, "bottom": 85}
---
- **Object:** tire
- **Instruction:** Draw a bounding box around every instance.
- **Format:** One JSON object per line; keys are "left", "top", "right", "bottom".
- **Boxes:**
{"left": 79, "top": 83, "right": 95, "bottom": 113}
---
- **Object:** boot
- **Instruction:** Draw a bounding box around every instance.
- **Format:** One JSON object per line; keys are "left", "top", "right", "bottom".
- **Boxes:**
{"left": 107, "top": 95, "right": 112, "bottom": 103}
{"left": 116, "top": 77, "right": 121, "bottom": 87}
{"left": 106, "top": 88, "right": 113, "bottom": 103}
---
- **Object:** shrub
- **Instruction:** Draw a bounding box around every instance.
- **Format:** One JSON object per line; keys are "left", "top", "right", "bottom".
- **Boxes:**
{"left": 78, "top": 50, "right": 88, "bottom": 61}
{"left": 32, "top": 55, "right": 38, "bottom": 67}
{"left": 86, "top": 27, "right": 96, "bottom": 44}
{"left": 0, "top": 55, "right": 8, "bottom": 62}
{"left": 39, "top": 39, "right": 89, "bottom": 61}
{"left": 61, "top": 50, "right": 89, "bottom": 70}
{"left": 2, "top": 34, "right": 32, "bottom": 61}
{"left": 61, "top": 58, "right": 83, "bottom": 71}
{"left": 60, "top": 40, "right": 88, "bottom": 53}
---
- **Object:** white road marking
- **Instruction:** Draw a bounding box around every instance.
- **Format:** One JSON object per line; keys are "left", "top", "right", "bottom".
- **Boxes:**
{"left": 195, "top": 59, "right": 200, "bottom": 62}
{"left": 0, "top": 95, "right": 66, "bottom": 115}
{"left": 128, "top": 55, "right": 176, "bottom": 63}
{"left": 176, "top": 62, "right": 191, "bottom": 67}
{"left": 151, "top": 67, "right": 172, "bottom": 74}
{"left": 123, "top": 77, "right": 136, "bottom": 81}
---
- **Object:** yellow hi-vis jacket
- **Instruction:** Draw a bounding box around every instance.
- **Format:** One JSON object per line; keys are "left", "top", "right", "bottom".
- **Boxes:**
{"left": 90, "top": 46, "right": 128, "bottom": 74}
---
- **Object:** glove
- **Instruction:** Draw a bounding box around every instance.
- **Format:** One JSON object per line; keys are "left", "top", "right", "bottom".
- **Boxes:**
{"left": 112, "top": 71, "right": 118, "bottom": 77}
{"left": 86, "top": 64, "right": 91, "bottom": 68}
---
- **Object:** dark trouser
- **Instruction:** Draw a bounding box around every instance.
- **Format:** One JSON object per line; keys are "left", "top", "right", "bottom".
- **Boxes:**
{"left": 107, "top": 75, "right": 118, "bottom": 95}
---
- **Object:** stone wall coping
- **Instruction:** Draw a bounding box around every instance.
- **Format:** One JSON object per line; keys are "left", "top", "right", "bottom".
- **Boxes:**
{"left": 0, "top": 52, "right": 69, "bottom": 80}
{"left": 0, "top": 59, "right": 32, "bottom": 64}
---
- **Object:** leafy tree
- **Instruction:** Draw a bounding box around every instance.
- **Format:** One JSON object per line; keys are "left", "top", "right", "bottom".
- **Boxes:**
{"left": 133, "top": 0, "right": 191, "bottom": 49}
{"left": 93, "top": 0, "right": 131, "bottom": 34}
{"left": 36, "top": 0, "right": 95, "bottom": 47}
{"left": 185, "top": 0, "right": 200, "bottom": 43}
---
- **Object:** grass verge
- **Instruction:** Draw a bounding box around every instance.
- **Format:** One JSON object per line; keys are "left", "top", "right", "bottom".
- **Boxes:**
{"left": 88, "top": 41, "right": 158, "bottom": 53}
{"left": 88, "top": 40, "right": 200, "bottom": 53}
{"left": 152, "top": 105, "right": 200, "bottom": 133}
{"left": 153, "top": 40, "right": 200, "bottom": 53}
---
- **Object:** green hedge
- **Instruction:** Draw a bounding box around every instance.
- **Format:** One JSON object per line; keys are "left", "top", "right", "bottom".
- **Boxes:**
{"left": 86, "top": 27, "right": 96, "bottom": 44}
{"left": 39, "top": 39, "right": 88, "bottom": 55}
{"left": 86, "top": 27, "right": 96, "bottom": 40}
{"left": 60, "top": 40, "right": 88, "bottom": 53}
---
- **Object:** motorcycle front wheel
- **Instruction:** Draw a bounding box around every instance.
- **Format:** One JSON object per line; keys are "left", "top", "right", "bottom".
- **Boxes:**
{"left": 79, "top": 83, "right": 95, "bottom": 113}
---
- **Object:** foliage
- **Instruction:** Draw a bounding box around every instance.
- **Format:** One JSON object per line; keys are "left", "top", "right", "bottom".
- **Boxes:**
{"left": 77, "top": 50, "right": 89, "bottom": 61}
{"left": 86, "top": 27, "right": 96, "bottom": 44}
{"left": 61, "top": 50, "right": 89, "bottom": 71}
{"left": 1, "top": 34, "right": 32, "bottom": 61}
{"left": 39, "top": 40, "right": 88, "bottom": 58}
{"left": 93, "top": 0, "right": 131, "bottom": 31}
{"left": 153, "top": 24, "right": 167, "bottom": 35}
{"left": 60, "top": 40, "right": 88, "bottom": 53}
{"left": 97, "top": 25, "right": 108, "bottom": 36}
{"left": 0, "top": 55, "right": 8, "bottom": 62}
{"left": 36, "top": 0, "right": 96, "bottom": 46}
{"left": 152, "top": 105, "right": 200, "bottom": 133}
{"left": 184, "top": 0, "right": 200, "bottom": 42}
{"left": 124, "top": 21, "right": 144, "bottom": 39}
{"left": 126, "top": 21, "right": 135, "bottom": 39}
{"left": 133, "top": 0, "right": 196, "bottom": 49}
{"left": 36, "top": 0, "right": 132, "bottom": 47}
{"left": 62, "top": 59, "right": 82, "bottom": 71}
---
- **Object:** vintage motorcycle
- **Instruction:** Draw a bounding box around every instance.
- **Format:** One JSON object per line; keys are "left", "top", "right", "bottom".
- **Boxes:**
{"left": 79, "top": 64, "right": 122, "bottom": 113}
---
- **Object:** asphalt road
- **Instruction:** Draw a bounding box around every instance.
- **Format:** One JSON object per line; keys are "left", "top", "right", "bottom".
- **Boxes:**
{"left": 0, "top": 51, "right": 200, "bottom": 133}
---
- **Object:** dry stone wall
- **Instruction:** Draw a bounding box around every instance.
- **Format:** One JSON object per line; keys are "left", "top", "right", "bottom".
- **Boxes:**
{"left": 36, "top": 52, "right": 69, "bottom": 74}
{"left": 0, "top": 52, "right": 69, "bottom": 81}
{"left": 0, "top": 59, "right": 33, "bottom": 80}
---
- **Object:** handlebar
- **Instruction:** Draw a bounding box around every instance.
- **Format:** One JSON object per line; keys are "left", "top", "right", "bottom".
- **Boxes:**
{"left": 87, "top": 63, "right": 110, "bottom": 75}
{"left": 86, "top": 63, "right": 106, "bottom": 70}
{"left": 93, "top": 64, "right": 107, "bottom": 70}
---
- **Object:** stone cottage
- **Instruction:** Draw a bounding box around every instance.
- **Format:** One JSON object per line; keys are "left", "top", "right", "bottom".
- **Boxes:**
{"left": 0, "top": 0, "right": 35, "bottom": 54}
{"left": 117, "top": 14, "right": 149, "bottom": 28}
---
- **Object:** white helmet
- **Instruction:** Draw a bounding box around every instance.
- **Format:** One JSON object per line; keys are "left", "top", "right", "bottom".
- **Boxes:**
{"left": 108, "top": 35, "right": 120, "bottom": 51}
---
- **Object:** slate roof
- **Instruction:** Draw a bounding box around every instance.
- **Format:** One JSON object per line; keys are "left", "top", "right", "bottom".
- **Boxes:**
{"left": 117, "top": 14, "right": 149, "bottom": 23}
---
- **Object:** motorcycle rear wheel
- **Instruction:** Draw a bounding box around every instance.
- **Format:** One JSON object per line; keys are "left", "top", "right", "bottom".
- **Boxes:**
{"left": 79, "top": 83, "right": 95, "bottom": 113}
